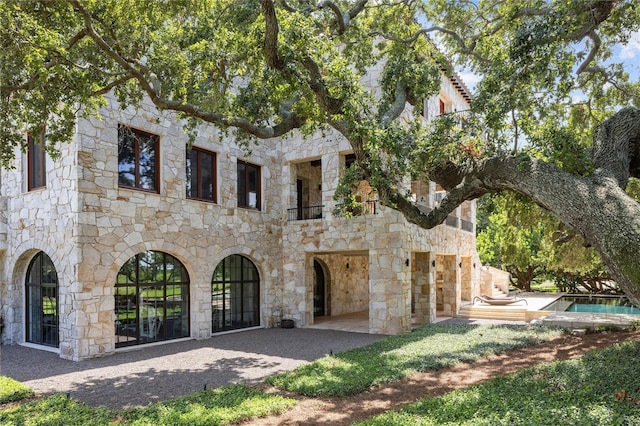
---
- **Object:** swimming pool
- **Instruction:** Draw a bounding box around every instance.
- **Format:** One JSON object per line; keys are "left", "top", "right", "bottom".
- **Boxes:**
{"left": 543, "top": 295, "right": 640, "bottom": 315}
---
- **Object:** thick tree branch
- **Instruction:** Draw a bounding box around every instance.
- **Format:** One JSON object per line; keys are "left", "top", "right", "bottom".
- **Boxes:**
{"left": 300, "top": 55, "right": 344, "bottom": 115}
{"left": 260, "top": 0, "right": 285, "bottom": 70}
{"left": 91, "top": 76, "right": 134, "bottom": 97}
{"left": 576, "top": 30, "right": 602, "bottom": 75}
{"left": 592, "top": 107, "right": 640, "bottom": 187}
{"left": 371, "top": 27, "right": 488, "bottom": 64}
{"left": 317, "top": 0, "right": 346, "bottom": 34}
{"left": 380, "top": 82, "right": 407, "bottom": 126}
{"left": 70, "top": 0, "right": 305, "bottom": 139}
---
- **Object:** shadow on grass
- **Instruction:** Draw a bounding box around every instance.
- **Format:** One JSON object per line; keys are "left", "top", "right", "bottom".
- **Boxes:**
{"left": 0, "top": 385, "right": 296, "bottom": 426}
{"left": 267, "top": 323, "right": 563, "bottom": 396}
{"left": 1, "top": 328, "right": 384, "bottom": 409}
{"left": 361, "top": 340, "right": 640, "bottom": 425}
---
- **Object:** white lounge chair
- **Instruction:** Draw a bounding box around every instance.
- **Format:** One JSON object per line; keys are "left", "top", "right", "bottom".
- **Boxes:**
{"left": 473, "top": 294, "right": 528, "bottom": 306}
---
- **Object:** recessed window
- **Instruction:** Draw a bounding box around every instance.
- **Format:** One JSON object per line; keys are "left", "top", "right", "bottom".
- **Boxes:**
{"left": 115, "top": 251, "right": 190, "bottom": 348}
{"left": 344, "top": 153, "right": 356, "bottom": 170}
{"left": 212, "top": 255, "right": 260, "bottom": 333}
{"left": 118, "top": 125, "right": 159, "bottom": 192}
{"left": 237, "top": 160, "right": 261, "bottom": 210}
{"left": 186, "top": 146, "right": 217, "bottom": 202}
{"left": 26, "top": 252, "right": 58, "bottom": 347}
{"left": 439, "top": 98, "right": 446, "bottom": 115}
{"left": 27, "top": 132, "right": 46, "bottom": 190}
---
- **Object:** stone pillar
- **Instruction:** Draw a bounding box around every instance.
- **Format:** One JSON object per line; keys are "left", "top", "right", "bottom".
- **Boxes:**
{"left": 191, "top": 268, "right": 213, "bottom": 340}
{"left": 461, "top": 256, "right": 472, "bottom": 302}
{"left": 440, "top": 254, "right": 459, "bottom": 317}
{"left": 369, "top": 241, "right": 411, "bottom": 335}
{"left": 412, "top": 252, "right": 435, "bottom": 325}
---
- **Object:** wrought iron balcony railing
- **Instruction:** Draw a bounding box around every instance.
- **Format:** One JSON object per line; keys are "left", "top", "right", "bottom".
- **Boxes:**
{"left": 287, "top": 205, "right": 324, "bottom": 221}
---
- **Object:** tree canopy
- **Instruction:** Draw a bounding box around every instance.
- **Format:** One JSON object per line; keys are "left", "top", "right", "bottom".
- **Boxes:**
{"left": 477, "top": 192, "right": 611, "bottom": 292}
{"left": 3, "top": 0, "right": 640, "bottom": 304}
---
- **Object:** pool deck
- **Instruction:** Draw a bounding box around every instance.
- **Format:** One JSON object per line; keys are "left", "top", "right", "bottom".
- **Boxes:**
{"left": 537, "top": 311, "right": 640, "bottom": 329}
{"left": 460, "top": 293, "right": 640, "bottom": 329}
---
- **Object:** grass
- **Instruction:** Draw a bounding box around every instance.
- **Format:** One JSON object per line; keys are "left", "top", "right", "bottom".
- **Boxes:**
{"left": 357, "top": 340, "right": 640, "bottom": 425}
{"left": 266, "top": 323, "right": 563, "bottom": 396}
{"left": 0, "top": 384, "right": 295, "bottom": 426}
{"left": 0, "top": 377, "right": 34, "bottom": 404}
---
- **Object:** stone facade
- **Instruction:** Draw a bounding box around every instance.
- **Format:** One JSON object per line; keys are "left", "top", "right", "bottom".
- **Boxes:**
{"left": 0, "top": 71, "right": 481, "bottom": 360}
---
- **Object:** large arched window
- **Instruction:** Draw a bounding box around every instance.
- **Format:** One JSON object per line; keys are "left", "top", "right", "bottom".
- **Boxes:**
{"left": 115, "top": 251, "right": 189, "bottom": 348}
{"left": 212, "top": 255, "right": 260, "bottom": 332}
{"left": 26, "top": 252, "right": 59, "bottom": 347}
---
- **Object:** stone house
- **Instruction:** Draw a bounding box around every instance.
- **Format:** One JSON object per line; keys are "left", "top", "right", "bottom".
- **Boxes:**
{"left": 0, "top": 70, "right": 481, "bottom": 360}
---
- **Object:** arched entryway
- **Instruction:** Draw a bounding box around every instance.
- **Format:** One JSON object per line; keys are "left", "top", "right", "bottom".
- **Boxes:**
{"left": 211, "top": 254, "right": 260, "bottom": 332}
{"left": 313, "top": 259, "right": 327, "bottom": 317}
{"left": 114, "top": 251, "right": 190, "bottom": 348}
{"left": 25, "top": 252, "right": 59, "bottom": 347}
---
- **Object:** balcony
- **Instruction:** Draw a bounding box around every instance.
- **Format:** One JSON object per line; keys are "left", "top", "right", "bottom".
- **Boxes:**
{"left": 287, "top": 205, "right": 324, "bottom": 221}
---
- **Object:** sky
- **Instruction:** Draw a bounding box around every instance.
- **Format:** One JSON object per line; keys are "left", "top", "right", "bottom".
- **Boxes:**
{"left": 617, "top": 30, "right": 640, "bottom": 81}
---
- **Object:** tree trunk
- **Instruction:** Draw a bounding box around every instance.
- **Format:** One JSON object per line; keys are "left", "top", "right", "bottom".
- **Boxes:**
{"left": 382, "top": 108, "right": 640, "bottom": 307}
{"left": 475, "top": 158, "right": 640, "bottom": 306}
{"left": 484, "top": 161, "right": 640, "bottom": 305}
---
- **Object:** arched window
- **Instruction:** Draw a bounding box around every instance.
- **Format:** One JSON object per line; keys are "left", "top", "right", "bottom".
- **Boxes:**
{"left": 212, "top": 255, "right": 260, "bottom": 332}
{"left": 26, "top": 252, "right": 58, "bottom": 347}
{"left": 115, "top": 251, "right": 189, "bottom": 347}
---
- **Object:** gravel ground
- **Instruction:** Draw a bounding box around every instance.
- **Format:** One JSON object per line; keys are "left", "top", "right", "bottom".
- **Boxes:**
{"left": 0, "top": 328, "right": 384, "bottom": 409}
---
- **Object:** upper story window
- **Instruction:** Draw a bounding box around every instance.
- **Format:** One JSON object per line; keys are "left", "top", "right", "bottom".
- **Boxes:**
{"left": 186, "top": 146, "right": 217, "bottom": 202}
{"left": 439, "top": 98, "right": 447, "bottom": 115}
{"left": 118, "top": 125, "right": 159, "bottom": 192}
{"left": 237, "top": 160, "right": 261, "bottom": 210}
{"left": 27, "top": 131, "right": 46, "bottom": 191}
{"left": 344, "top": 153, "right": 356, "bottom": 170}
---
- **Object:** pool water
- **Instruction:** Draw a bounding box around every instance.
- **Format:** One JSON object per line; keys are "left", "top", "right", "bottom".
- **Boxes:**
{"left": 544, "top": 295, "right": 640, "bottom": 315}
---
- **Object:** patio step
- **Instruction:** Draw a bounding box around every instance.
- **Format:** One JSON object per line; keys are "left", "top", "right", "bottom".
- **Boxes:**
{"left": 457, "top": 304, "right": 528, "bottom": 321}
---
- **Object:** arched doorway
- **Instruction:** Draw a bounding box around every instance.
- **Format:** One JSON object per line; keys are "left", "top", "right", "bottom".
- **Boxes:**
{"left": 313, "top": 259, "right": 326, "bottom": 317}
{"left": 25, "top": 252, "right": 59, "bottom": 347}
{"left": 114, "top": 251, "right": 190, "bottom": 348}
{"left": 211, "top": 255, "right": 260, "bottom": 332}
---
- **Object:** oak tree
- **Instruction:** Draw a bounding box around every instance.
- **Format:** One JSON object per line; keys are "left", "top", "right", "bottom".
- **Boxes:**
{"left": 3, "top": 0, "right": 640, "bottom": 304}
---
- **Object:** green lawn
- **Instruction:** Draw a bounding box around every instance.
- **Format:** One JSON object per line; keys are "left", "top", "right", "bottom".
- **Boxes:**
{"left": 266, "top": 323, "right": 563, "bottom": 396}
{"left": 0, "top": 377, "right": 34, "bottom": 404}
{"left": 0, "top": 385, "right": 295, "bottom": 426}
{"left": 358, "top": 339, "right": 640, "bottom": 425}
{"left": 5, "top": 323, "right": 636, "bottom": 426}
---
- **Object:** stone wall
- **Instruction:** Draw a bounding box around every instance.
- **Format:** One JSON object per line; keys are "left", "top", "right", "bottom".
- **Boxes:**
{"left": 0, "top": 64, "right": 483, "bottom": 357}
{"left": 0, "top": 94, "right": 286, "bottom": 359}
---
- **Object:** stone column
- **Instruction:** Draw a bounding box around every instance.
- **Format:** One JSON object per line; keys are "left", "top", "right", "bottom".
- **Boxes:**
{"left": 412, "top": 252, "right": 435, "bottom": 325}
{"left": 368, "top": 224, "right": 411, "bottom": 334}
{"left": 440, "top": 254, "right": 459, "bottom": 317}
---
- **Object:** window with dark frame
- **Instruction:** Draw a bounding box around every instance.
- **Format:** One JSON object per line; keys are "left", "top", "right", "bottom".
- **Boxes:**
{"left": 344, "top": 153, "right": 356, "bottom": 170}
{"left": 27, "top": 132, "right": 46, "bottom": 190}
{"left": 211, "top": 254, "right": 260, "bottom": 333}
{"left": 237, "top": 160, "right": 261, "bottom": 210}
{"left": 26, "top": 251, "right": 59, "bottom": 347}
{"left": 114, "top": 251, "right": 190, "bottom": 348}
{"left": 439, "top": 98, "right": 447, "bottom": 115}
{"left": 118, "top": 125, "right": 159, "bottom": 192}
{"left": 186, "top": 146, "right": 217, "bottom": 202}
